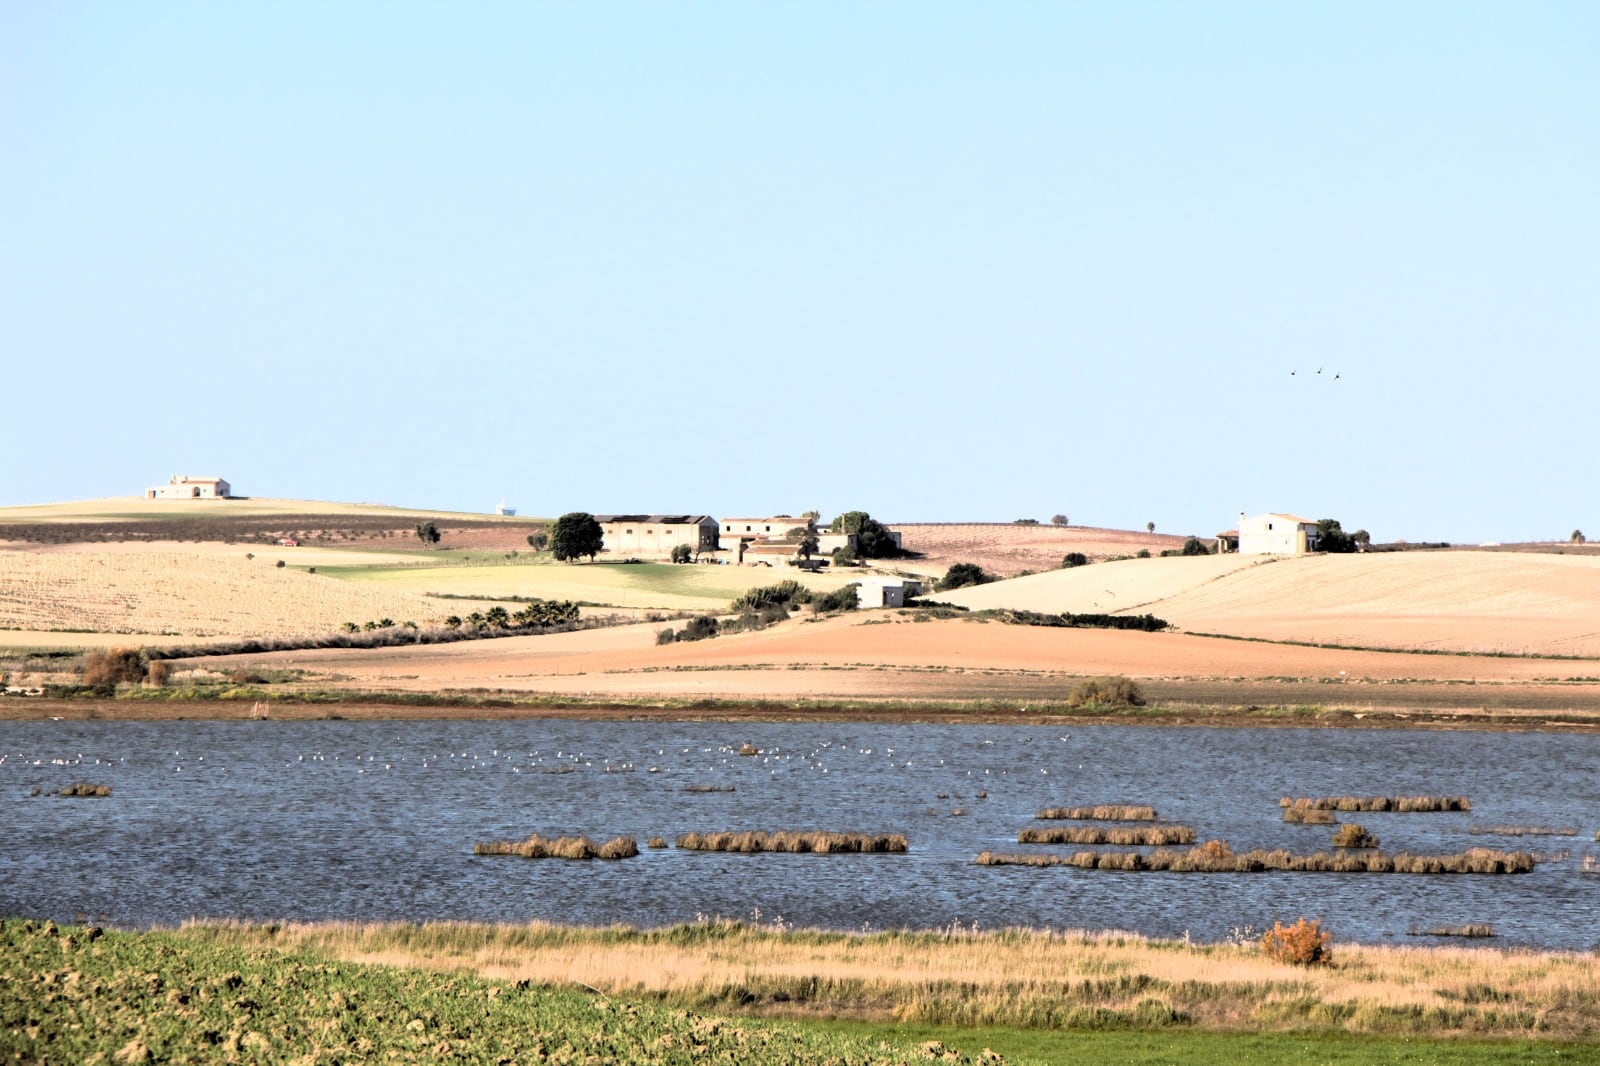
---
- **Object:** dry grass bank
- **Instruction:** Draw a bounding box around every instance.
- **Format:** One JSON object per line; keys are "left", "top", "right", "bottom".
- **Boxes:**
{"left": 172, "top": 920, "right": 1600, "bottom": 1039}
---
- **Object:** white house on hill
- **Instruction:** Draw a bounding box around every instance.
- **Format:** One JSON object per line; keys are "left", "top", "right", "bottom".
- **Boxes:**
{"left": 146, "top": 475, "right": 231, "bottom": 500}
{"left": 1232, "top": 512, "right": 1320, "bottom": 555}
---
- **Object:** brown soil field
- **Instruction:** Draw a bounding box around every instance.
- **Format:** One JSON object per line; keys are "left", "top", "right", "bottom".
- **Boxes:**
{"left": 151, "top": 613, "right": 1600, "bottom": 721}
{"left": 0, "top": 547, "right": 452, "bottom": 637}
{"left": 932, "top": 551, "right": 1600, "bottom": 656}
{"left": 893, "top": 523, "right": 1193, "bottom": 577}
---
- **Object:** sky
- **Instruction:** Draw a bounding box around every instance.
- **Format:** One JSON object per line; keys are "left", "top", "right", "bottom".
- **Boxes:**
{"left": 2, "top": 3, "right": 1595, "bottom": 543}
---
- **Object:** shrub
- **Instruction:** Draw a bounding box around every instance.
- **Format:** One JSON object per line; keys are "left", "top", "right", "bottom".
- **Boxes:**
{"left": 82, "top": 648, "right": 146, "bottom": 690}
{"left": 276, "top": 559, "right": 286, "bottom": 568}
{"left": 817, "top": 585, "right": 859, "bottom": 613}
{"left": 1136, "top": 549, "right": 1151, "bottom": 559}
{"left": 526, "top": 531, "right": 549, "bottom": 550}
{"left": 831, "top": 545, "right": 860, "bottom": 566}
{"left": 1061, "top": 552, "right": 1089, "bottom": 568}
{"left": 670, "top": 544, "right": 693, "bottom": 564}
{"left": 1181, "top": 537, "right": 1211, "bottom": 556}
{"left": 731, "top": 580, "right": 809, "bottom": 611}
{"left": 146, "top": 660, "right": 172, "bottom": 687}
{"left": 938, "top": 562, "right": 991, "bottom": 590}
{"left": 1332, "top": 823, "right": 1379, "bottom": 849}
{"left": 1051, "top": 514, "right": 1069, "bottom": 526}
{"left": 656, "top": 627, "right": 677, "bottom": 645}
{"left": 1261, "top": 918, "right": 1333, "bottom": 966}
{"left": 676, "top": 615, "right": 720, "bottom": 642}
{"left": 1065, "top": 676, "right": 1145, "bottom": 708}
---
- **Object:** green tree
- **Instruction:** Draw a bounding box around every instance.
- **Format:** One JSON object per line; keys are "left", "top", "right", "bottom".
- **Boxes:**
{"left": 1314, "top": 519, "right": 1357, "bottom": 553}
{"left": 415, "top": 521, "right": 441, "bottom": 547}
{"left": 1353, "top": 529, "right": 1372, "bottom": 551}
{"left": 527, "top": 531, "right": 549, "bottom": 551}
{"left": 1572, "top": 530, "right": 1587, "bottom": 545}
{"left": 1051, "top": 514, "right": 1069, "bottom": 526}
{"left": 796, "top": 531, "right": 819, "bottom": 561}
{"left": 550, "top": 512, "right": 604, "bottom": 562}
{"left": 670, "top": 544, "right": 693, "bottom": 564}
{"left": 829, "top": 511, "right": 901, "bottom": 558}
{"left": 1181, "top": 536, "right": 1211, "bottom": 556}
{"left": 1146, "top": 521, "right": 1155, "bottom": 533}
{"left": 939, "top": 562, "right": 990, "bottom": 590}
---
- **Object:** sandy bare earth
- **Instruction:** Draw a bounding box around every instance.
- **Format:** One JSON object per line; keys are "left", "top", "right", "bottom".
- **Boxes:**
{"left": 893, "top": 523, "right": 1194, "bottom": 577}
{"left": 188, "top": 612, "right": 1600, "bottom": 712}
{"left": 931, "top": 551, "right": 1600, "bottom": 657}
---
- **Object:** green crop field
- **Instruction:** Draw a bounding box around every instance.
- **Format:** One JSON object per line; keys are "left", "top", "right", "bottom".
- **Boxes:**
{"left": 320, "top": 559, "right": 860, "bottom": 610}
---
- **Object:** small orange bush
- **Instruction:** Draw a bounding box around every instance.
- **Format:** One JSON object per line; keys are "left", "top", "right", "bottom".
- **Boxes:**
{"left": 1261, "top": 918, "right": 1333, "bottom": 966}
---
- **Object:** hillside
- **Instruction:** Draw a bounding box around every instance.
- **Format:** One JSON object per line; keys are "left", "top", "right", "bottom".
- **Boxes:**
{"left": 892, "top": 522, "right": 1197, "bottom": 577}
{"left": 930, "top": 550, "right": 1600, "bottom": 656}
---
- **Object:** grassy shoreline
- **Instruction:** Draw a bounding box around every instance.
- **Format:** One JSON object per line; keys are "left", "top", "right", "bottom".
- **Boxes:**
{"left": 4, "top": 691, "right": 1600, "bottom": 731}
{"left": 123, "top": 919, "right": 1600, "bottom": 1041}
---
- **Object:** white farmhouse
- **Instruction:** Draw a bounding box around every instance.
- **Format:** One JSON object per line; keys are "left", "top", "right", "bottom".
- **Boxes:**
{"left": 1234, "top": 512, "right": 1321, "bottom": 555}
{"left": 146, "top": 475, "right": 231, "bottom": 500}
{"left": 595, "top": 515, "right": 719, "bottom": 558}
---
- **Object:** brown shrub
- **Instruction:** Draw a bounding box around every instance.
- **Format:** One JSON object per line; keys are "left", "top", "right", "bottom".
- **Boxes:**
{"left": 82, "top": 647, "right": 146, "bottom": 689}
{"left": 1065, "top": 675, "right": 1145, "bottom": 708}
{"left": 1282, "top": 807, "right": 1336, "bottom": 825}
{"left": 1261, "top": 918, "right": 1333, "bottom": 966}
{"left": 473, "top": 834, "right": 638, "bottom": 860}
{"left": 674, "top": 831, "right": 908, "bottom": 854}
{"left": 1020, "top": 825, "right": 1195, "bottom": 846}
{"left": 146, "top": 660, "right": 172, "bottom": 687}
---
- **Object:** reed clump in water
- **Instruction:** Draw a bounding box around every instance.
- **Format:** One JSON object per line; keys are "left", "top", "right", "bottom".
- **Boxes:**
{"left": 675, "top": 831, "right": 908, "bottom": 854}
{"left": 1020, "top": 825, "right": 1195, "bottom": 846}
{"left": 1280, "top": 796, "right": 1471, "bottom": 813}
{"left": 1036, "top": 805, "right": 1157, "bottom": 822}
{"left": 59, "top": 783, "right": 112, "bottom": 798}
{"left": 1331, "top": 824, "right": 1379, "bottom": 849}
{"left": 474, "top": 834, "right": 639, "bottom": 860}
{"left": 1282, "top": 807, "right": 1336, "bottom": 825}
{"left": 646, "top": 837, "right": 668, "bottom": 849}
{"left": 1465, "top": 826, "right": 1577, "bottom": 837}
{"left": 974, "top": 843, "right": 1534, "bottom": 874}
{"left": 1409, "top": 924, "right": 1496, "bottom": 938}
{"left": 683, "top": 784, "right": 735, "bottom": 793}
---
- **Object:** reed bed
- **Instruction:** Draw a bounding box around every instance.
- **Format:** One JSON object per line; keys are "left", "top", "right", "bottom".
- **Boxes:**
{"left": 674, "top": 831, "right": 908, "bottom": 854}
{"left": 974, "top": 843, "right": 1535, "bottom": 874}
{"left": 1035, "top": 804, "right": 1157, "bottom": 822}
{"left": 682, "top": 784, "right": 736, "bottom": 793}
{"left": 1466, "top": 825, "right": 1578, "bottom": 837}
{"left": 1018, "top": 825, "right": 1195, "bottom": 846}
{"left": 171, "top": 918, "right": 1600, "bottom": 1039}
{"left": 1280, "top": 795, "right": 1471, "bottom": 813}
{"left": 1282, "top": 807, "right": 1336, "bottom": 824}
{"left": 57, "top": 782, "right": 113, "bottom": 797}
{"left": 473, "top": 834, "right": 639, "bottom": 860}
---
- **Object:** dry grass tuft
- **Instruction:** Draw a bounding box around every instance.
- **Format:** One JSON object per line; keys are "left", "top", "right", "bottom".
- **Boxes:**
{"left": 473, "top": 834, "right": 638, "bottom": 860}
{"left": 646, "top": 837, "right": 668, "bottom": 849}
{"left": 1280, "top": 795, "right": 1471, "bottom": 813}
{"left": 1282, "top": 807, "right": 1336, "bottom": 824}
{"left": 1466, "top": 825, "right": 1578, "bottom": 837}
{"left": 1035, "top": 805, "right": 1157, "bottom": 822}
{"left": 1331, "top": 823, "right": 1379, "bottom": 849}
{"left": 674, "top": 831, "right": 908, "bottom": 854}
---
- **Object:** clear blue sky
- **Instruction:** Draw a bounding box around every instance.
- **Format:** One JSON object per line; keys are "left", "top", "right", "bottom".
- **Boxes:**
{"left": 3, "top": 3, "right": 1594, "bottom": 542}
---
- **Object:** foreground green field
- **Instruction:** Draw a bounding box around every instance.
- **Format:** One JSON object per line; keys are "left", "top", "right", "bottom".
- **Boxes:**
{"left": 7, "top": 921, "right": 1597, "bottom": 1066}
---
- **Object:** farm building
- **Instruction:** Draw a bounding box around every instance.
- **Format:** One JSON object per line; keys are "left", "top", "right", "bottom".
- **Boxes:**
{"left": 595, "top": 515, "right": 719, "bottom": 558}
{"left": 854, "top": 578, "right": 924, "bottom": 609}
{"left": 1230, "top": 512, "right": 1321, "bottom": 555}
{"left": 146, "top": 475, "right": 231, "bottom": 500}
{"left": 721, "top": 515, "right": 815, "bottom": 540}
